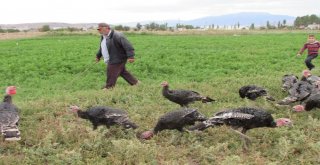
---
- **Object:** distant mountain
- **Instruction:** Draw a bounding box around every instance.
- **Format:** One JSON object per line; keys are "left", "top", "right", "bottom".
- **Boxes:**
{"left": 124, "top": 12, "right": 295, "bottom": 27}
{"left": 184, "top": 12, "right": 295, "bottom": 27}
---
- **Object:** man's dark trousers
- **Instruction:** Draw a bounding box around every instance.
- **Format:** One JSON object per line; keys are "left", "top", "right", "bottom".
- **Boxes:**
{"left": 105, "top": 62, "right": 138, "bottom": 88}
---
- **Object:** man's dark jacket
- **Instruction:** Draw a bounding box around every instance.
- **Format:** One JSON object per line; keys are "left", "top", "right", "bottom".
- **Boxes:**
{"left": 96, "top": 30, "right": 135, "bottom": 64}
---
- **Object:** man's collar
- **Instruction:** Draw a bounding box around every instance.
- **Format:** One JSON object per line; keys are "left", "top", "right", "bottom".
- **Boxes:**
{"left": 102, "top": 30, "right": 112, "bottom": 38}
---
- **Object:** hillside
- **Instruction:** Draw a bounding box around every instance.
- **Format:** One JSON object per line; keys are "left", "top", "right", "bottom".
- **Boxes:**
{"left": 182, "top": 12, "right": 295, "bottom": 26}
{"left": 125, "top": 12, "right": 295, "bottom": 27}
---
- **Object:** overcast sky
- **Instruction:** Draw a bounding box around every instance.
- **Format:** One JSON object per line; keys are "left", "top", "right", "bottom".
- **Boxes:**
{"left": 1, "top": 0, "right": 319, "bottom": 24}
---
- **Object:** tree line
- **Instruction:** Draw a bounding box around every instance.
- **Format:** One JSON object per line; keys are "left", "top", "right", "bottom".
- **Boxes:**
{"left": 0, "top": 28, "right": 20, "bottom": 33}
{"left": 294, "top": 14, "right": 320, "bottom": 27}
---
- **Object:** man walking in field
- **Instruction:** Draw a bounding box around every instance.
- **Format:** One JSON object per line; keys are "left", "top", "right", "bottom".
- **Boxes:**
{"left": 297, "top": 34, "right": 320, "bottom": 70}
{"left": 95, "top": 23, "right": 139, "bottom": 90}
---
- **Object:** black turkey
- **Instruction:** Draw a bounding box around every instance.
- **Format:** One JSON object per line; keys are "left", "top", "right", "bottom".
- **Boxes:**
{"left": 281, "top": 74, "right": 298, "bottom": 91}
{"left": 0, "top": 86, "right": 21, "bottom": 141}
{"left": 1, "top": 86, "right": 19, "bottom": 113}
{"left": 277, "top": 80, "right": 314, "bottom": 105}
{"left": 161, "top": 81, "right": 215, "bottom": 107}
{"left": 70, "top": 105, "right": 138, "bottom": 130}
{"left": 293, "top": 93, "right": 320, "bottom": 112}
{"left": 301, "top": 70, "right": 320, "bottom": 86}
{"left": 239, "top": 85, "right": 275, "bottom": 101}
{"left": 189, "top": 107, "right": 292, "bottom": 150}
{"left": 139, "top": 108, "right": 207, "bottom": 140}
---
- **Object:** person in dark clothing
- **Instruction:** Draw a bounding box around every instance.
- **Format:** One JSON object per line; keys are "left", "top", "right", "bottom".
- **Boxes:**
{"left": 297, "top": 34, "right": 320, "bottom": 70}
{"left": 95, "top": 23, "right": 138, "bottom": 90}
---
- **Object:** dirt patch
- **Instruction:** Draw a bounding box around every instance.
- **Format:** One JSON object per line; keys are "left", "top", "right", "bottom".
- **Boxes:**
{"left": 0, "top": 32, "right": 46, "bottom": 40}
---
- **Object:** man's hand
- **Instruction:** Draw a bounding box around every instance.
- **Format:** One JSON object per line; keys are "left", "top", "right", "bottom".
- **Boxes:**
{"left": 296, "top": 53, "right": 301, "bottom": 57}
{"left": 96, "top": 57, "right": 101, "bottom": 63}
{"left": 128, "top": 58, "right": 135, "bottom": 63}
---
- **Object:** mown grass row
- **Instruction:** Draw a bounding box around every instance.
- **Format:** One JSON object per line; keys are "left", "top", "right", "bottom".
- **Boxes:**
{"left": 0, "top": 32, "right": 319, "bottom": 164}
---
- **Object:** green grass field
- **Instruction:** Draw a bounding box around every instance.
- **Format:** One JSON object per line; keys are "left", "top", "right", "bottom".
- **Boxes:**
{"left": 0, "top": 32, "right": 320, "bottom": 164}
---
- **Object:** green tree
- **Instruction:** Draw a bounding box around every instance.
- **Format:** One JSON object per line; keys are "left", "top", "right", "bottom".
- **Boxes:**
{"left": 67, "top": 27, "right": 80, "bottom": 32}
{"left": 310, "top": 14, "right": 319, "bottom": 23}
{"left": 266, "top": 21, "right": 271, "bottom": 29}
{"left": 185, "top": 25, "right": 194, "bottom": 29}
{"left": 294, "top": 14, "right": 320, "bottom": 27}
{"left": 136, "top": 23, "right": 142, "bottom": 30}
{"left": 114, "top": 25, "right": 124, "bottom": 31}
{"left": 249, "top": 23, "right": 255, "bottom": 30}
{"left": 144, "top": 24, "right": 150, "bottom": 30}
{"left": 40, "top": 25, "right": 50, "bottom": 32}
{"left": 176, "top": 23, "right": 194, "bottom": 29}
{"left": 6, "top": 29, "right": 20, "bottom": 33}
{"left": 123, "top": 26, "right": 130, "bottom": 31}
{"left": 159, "top": 24, "right": 167, "bottom": 31}
{"left": 149, "top": 22, "right": 159, "bottom": 30}
{"left": 282, "top": 19, "right": 286, "bottom": 26}
{"left": 294, "top": 16, "right": 302, "bottom": 27}
{"left": 277, "top": 21, "right": 281, "bottom": 28}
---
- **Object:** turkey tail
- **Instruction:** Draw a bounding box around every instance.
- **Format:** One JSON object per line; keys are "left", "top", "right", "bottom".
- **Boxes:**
{"left": 2, "top": 126, "right": 21, "bottom": 141}
{"left": 201, "top": 96, "right": 215, "bottom": 103}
